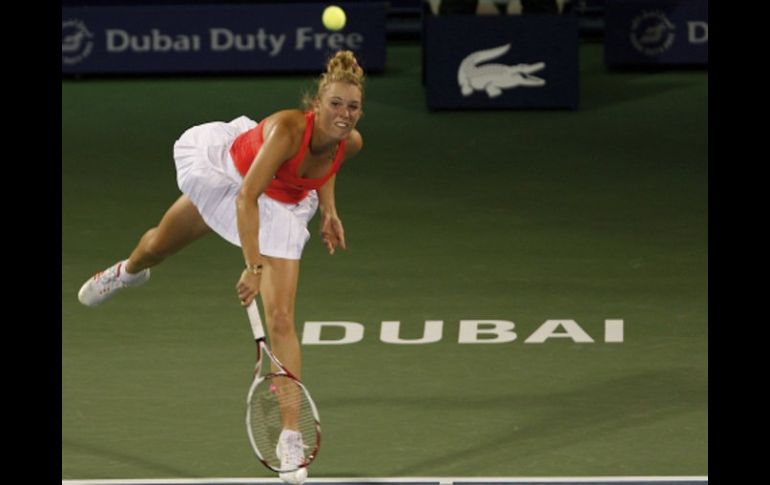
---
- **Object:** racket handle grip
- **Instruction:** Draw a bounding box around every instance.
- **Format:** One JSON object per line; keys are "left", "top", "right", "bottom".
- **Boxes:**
{"left": 246, "top": 300, "right": 266, "bottom": 341}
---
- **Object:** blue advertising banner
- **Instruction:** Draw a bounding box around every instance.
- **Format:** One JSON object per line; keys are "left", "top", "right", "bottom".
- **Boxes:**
{"left": 62, "top": 3, "right": 386, "bottom": 74}
{"left": 423, "top": 15, "right": 579, "bottom": 110}
{"left": 604, "top": 0, "right": 708, "bottom": 66}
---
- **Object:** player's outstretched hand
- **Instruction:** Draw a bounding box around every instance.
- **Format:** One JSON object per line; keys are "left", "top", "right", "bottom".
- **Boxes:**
{"left": 320, "top": 213, "right": 347, "bottom": 256}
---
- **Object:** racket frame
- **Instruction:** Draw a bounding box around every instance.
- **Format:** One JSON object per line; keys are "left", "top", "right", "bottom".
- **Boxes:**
{"left": 244, "top": 300, "right": 321, "bottom": 473}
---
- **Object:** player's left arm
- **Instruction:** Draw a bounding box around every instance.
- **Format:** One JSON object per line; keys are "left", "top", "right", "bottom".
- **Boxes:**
{"left": 317, "top": 130, "right": 363, "bottom": 255}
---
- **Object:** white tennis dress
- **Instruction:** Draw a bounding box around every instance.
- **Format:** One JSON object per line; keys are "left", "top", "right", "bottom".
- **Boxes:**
{"left": 173, "top": 115, "right": 319, "bottom": 259}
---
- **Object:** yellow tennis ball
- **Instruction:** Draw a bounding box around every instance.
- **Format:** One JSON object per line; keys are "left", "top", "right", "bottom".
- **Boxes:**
{"left": 322, "top": 5, "right": 346, "bottom": 31}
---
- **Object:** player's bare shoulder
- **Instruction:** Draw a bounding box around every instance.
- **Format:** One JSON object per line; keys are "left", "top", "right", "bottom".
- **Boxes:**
{"left": 262, "top": 109, "right": 306, "bottom": 149}
{"left": 344, "top": 129, "right": 363, "bottom": 160}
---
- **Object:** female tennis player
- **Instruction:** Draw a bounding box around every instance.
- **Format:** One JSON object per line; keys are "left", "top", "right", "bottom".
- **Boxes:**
{"left": 77, "top": 50, "right": 365, "bottom": 484}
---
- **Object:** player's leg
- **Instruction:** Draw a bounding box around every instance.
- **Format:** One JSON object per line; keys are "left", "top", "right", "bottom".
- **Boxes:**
{"left": 78, "top": 195, "right": 212, "bottom": 306}
{"left": 259, "top": 256, "right": 302, "bottom": 381}
{"left": 258, "top": 256, "right": 307, "bottom": 484}
{"left": 125, "top": 195, "right": 212, "bottom": 273}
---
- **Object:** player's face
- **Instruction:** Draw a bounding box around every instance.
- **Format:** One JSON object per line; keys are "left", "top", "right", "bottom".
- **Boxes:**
{"left": 316, "top": 82, "right": 363, "bottom": 139}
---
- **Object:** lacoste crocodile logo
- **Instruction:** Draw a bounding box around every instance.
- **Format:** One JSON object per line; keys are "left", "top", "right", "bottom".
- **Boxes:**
{"left": 458, "top": 43, "right": 546, "bottom": 98}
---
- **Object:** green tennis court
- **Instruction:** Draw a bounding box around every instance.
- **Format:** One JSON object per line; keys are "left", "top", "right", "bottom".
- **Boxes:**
{"left": 62, "top": 42, "right": 707, "bottom": 481}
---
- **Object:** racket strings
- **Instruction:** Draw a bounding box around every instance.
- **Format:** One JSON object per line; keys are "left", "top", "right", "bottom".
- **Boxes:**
{"left": 248, "top": 374, "right": 319, "bottom": 471}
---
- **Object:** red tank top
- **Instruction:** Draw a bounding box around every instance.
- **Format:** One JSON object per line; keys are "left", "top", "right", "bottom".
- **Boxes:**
{"left": 230, "top": 111, "right": 347, "bottom": 204}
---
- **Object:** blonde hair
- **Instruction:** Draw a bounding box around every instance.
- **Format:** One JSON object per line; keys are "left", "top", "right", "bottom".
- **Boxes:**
{"left": 302, "top": 50, "right": 365, "bottom": 110}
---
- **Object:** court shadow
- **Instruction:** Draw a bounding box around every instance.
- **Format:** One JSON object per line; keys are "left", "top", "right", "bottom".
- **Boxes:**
{"left": 321, "top": 367, "right": 706, "bottom": 475}
{"left": 62, "top": 438, "right": 195, "bottom": 478}
{"left": 403, "top": 368, "right": 705, "bottom": 475}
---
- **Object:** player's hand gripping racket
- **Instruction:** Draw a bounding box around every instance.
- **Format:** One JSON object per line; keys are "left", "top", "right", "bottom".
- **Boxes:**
{"left": 245, "top": 299, "right": 321, "bottom": 474}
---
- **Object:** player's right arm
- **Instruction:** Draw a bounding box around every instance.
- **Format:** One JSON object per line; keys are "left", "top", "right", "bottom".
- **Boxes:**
{"left": 236, "top": 111, "right": 302, "bottom": 304}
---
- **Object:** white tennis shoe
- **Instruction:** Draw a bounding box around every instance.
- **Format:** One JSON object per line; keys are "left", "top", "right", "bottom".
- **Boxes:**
{"left": 77, "top": 260, "right": 150, "bottom": 307}
{"left": 276, "top": 429, "right": 307, "bottom": 484}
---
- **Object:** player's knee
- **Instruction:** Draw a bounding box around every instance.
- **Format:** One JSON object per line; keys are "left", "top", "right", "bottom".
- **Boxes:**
{"left": 267, "top": 308, "right": 296, "bottom": 338}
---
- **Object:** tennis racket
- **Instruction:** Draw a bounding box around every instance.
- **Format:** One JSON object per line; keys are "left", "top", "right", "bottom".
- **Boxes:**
{"left": 245, "top": 299, "right": 321, "bottom": 473}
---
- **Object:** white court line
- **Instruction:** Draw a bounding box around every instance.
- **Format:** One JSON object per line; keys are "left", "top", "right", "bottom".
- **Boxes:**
{"left": 62, "top": 477, "right": 708, "bottom": 485}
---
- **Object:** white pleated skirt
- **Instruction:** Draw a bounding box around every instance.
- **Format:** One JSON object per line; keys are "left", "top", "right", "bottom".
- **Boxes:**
{"left": 173, "top": 116, "right": 319, "bottom": 260}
